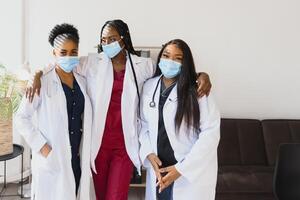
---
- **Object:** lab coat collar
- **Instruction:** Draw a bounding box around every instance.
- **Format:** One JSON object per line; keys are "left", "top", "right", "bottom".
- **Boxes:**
{"left": 96, "top": 51, "right": 144, "bottom": 65}
{"left": 168, "top": 84, "right": 178, "bottom": 102}
{"left": 159, "top": 75, "right": 178, "bottom": 102}
{"left": 46, "top": 63, "right": 84, "bottom": 84}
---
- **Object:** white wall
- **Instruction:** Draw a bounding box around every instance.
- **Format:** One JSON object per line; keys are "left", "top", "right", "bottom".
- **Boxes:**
{"left": 0, "top": 1, "right": 23, "bottom": 68}
{"left": 27, "top": 0, "right": 300, "bottom": 119}
{"left": 0, "top": 0, "right": 32, "bottom": 184}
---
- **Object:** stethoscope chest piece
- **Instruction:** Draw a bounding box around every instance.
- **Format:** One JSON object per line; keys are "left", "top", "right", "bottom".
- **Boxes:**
{"left": 149, "top": 101, "right": 156, "bottom": 108}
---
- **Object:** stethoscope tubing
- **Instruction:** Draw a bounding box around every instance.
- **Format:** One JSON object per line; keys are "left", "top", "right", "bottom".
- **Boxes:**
{"left": 149, "top": 76, "right": 163, "bottom": 108}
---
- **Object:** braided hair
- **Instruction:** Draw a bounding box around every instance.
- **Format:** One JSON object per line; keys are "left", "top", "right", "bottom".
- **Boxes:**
{"left": 98, "top": 19, "right": 137, "bottom": 55}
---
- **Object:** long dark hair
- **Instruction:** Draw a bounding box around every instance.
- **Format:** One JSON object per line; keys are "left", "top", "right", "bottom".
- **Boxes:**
{"left": 154, "top": 39, "right": 200, "bottom": 133}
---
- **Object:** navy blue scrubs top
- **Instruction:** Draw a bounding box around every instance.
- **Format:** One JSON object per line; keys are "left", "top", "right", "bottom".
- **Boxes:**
{"left": 61, "top": 78, "right": 85, "bottom": 194}
{"left": 156, "top": 80, "right": 177, "bottom": 200}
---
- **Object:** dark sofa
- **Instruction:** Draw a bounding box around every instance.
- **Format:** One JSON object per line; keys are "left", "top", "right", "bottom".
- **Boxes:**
{"left": 216, "top": 119, "right": 300, "bottom": 200}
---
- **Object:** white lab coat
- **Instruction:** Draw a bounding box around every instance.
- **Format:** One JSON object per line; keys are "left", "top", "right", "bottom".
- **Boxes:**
{"left": 75, "top": 52, "right": 154, "bottom": 174}
{"left": 15, "top": 66, "right": 93, "bottom": 200}
{"left": 139, "top": 76, "right": 221, "bottom": 200}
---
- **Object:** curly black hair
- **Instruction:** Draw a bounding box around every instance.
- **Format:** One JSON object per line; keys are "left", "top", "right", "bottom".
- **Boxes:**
{"left": 48, "top": 23, "right": 79, "bottom": 47}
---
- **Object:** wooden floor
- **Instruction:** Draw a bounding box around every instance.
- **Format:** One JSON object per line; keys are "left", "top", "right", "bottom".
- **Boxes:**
{"left": 0, "top": 183, "right": 145, "bottom": 200}
{"left": 128, "top": 187, "right": 145, "bottom": 200}
{"left": 0, "top": 183, "right": 25, "bottom": 200}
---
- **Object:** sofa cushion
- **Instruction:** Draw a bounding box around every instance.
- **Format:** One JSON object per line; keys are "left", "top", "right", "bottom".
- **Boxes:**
{"left": 217, "top": 166, "right": 274, "bottom": 194}
{"left": 262, "top": 120, "right": 300, "bottom": 166}
{"left": 218, "top": 119, "right": 267, "bottom": 166}
{"left": 216, "top": 193, "right": 275, "bottom": 200}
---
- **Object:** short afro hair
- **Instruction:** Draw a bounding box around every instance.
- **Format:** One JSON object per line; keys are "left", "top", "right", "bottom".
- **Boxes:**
{"left": 48, "top": 23, "right": 79, "bottom": 47}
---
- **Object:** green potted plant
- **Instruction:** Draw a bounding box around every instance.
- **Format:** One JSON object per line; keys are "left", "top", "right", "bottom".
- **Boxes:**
{"left": 0, "top": 63, "right": 24, "bottom": 156}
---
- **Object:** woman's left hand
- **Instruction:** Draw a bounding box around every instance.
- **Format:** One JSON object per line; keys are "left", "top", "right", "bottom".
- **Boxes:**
{"left": 158, "top": 165, "right": 181, "bottom": 193}
{"left": 196, "top": 72, "right": 212, "bottom": 97}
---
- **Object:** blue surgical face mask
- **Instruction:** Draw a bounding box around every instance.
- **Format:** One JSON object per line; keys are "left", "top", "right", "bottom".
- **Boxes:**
{"left": 158, "top": 58, "right": 182, "bottom": 79}
{"left": 56, "top": 56, "right": 79, "bottom": 73}
{"left": 102, "top": 40, "right": 123, "bottom": 58}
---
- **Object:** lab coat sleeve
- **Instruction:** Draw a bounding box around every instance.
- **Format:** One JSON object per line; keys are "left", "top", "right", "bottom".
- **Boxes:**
{"left": 139, "top": 88, "right": 154, "bottom": 168}
{"left": 148, "top": 58, "right": 156, "bottom": 78}
{"left": 74, "top": 56, "right": 88, "bottom": 77}
{"left": 175, "top": 95, "right": 220, "bottom": 183}
{"left": 15, "top": 94, "right": 47, "bottom": 153}
{"left": 41, "top": 63, "right": 56, "bottom": 75}
{"left": 143, "top": 58, "right": 156, "bottom": 81}
{"left": 42, "top": 65, "right": 53, "bottom": 75}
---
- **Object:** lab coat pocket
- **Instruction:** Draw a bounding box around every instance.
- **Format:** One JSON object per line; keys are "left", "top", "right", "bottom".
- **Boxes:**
{"left": 45, "top": 149, "right": 53, "bottom": 160}
{"left": 42, "top": 150, "right": 58, "bottom": 172}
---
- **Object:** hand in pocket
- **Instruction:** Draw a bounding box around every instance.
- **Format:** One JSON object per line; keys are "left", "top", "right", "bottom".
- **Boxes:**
{"left": 40, "top": 143, "right": 52, "bottom": 158}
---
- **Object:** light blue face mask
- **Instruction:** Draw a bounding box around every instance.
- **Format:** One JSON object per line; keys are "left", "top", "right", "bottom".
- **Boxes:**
{"left": 158, "top": 58, "right": 182, "bottom": 79}
{"left": 56, "top": 56, "right": 79, "bottom": 73}
{"left": 102, "top": 40, "right": 123, "bottom": 58}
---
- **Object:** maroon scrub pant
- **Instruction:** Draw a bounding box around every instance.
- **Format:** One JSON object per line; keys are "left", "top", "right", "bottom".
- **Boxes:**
{"left": 92, "top": 146, "right": 133, "bottom": 200}
{"left": 92, "top": 69, "right": 134, "bottom": 200}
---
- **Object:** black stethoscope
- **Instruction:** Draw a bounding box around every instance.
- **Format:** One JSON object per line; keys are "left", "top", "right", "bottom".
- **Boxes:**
{"left": 149, "top": 77, "right": 163, "bottom": 108}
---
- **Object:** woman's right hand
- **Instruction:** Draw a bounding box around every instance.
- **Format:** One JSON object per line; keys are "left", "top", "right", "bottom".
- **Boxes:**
{"left": 25, "top": 70, "right": 43, "bottom": 103}
{"left": 40, "top": 143, "right": 52, "bottom": 158}
{"left": 147, "top": 153, "right": 163, "bottom": 183}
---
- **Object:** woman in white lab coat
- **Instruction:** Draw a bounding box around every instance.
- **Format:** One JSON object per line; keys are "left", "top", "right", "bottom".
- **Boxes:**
{"left": 139, "top": 39, "right": 221, "bottom": 200}
{"left": 27, "top": 20, "right": 212, "bottom": 200}
{"left": 16, "top": 24, "right": 93, "bottom": 200}
{"left": 79, "top": 20, "right": 213, "bottom": 200}
{"left": 85, "top": 20, "right": 155, "bottom": 200}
